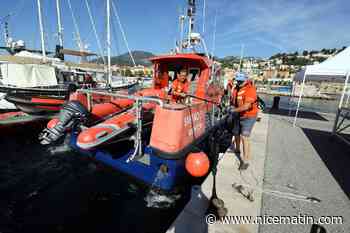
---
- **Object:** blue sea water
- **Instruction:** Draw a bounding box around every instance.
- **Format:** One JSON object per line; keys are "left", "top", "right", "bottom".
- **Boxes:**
{"left": 270, "top": 86, "right": 292, "bottom": 93}
{"left": 259, "top": 94, "right": 340, "bottom": 113}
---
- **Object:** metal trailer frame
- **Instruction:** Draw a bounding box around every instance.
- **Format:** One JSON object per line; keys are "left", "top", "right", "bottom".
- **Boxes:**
{"left": 332, "top": 72, "right": 350, "bottom": 145}
{"left": 292, "top": 66, "right": 350, "bottom": 145}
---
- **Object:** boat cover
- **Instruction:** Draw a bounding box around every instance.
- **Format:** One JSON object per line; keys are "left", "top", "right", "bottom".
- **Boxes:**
{"left": 0, "top": 63, "right": 57, "bottom": 87}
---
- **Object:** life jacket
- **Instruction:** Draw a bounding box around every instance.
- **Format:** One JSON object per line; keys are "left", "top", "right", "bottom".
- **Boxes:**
{"left": 231, "top": 80, "right": 258, "bottom": 118}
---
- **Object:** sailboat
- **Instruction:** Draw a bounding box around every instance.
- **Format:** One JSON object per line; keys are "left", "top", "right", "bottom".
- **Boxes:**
{"left": 39, "top": 0, "right": 232, "bottom": 192}
{"left": 0, "top": 0, "right": 136, "bottom": 115}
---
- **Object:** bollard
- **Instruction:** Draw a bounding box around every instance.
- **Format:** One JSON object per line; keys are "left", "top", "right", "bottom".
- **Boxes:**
{"left": 272, "top": 96, "right": 280, "bottom": 110}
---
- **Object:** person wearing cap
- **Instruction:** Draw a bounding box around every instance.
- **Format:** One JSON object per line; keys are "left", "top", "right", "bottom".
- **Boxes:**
{"left": 171, "top": 68, "right": 189, "bottom": 103}
{"left": 231, "top": 72, "right": 258, "bottom": 170}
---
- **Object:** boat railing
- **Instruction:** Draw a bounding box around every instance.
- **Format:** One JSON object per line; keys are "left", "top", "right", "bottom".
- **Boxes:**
{"left": 77, "top": 89, "right": 164, "bottom": 162}
{"left": 76, "top": 89, "right": 164, "bottom": 110}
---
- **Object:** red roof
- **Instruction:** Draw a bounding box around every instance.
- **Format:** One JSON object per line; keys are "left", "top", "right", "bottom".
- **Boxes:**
{"left": 149, "top": 53, "right": 210, "bottom": 68}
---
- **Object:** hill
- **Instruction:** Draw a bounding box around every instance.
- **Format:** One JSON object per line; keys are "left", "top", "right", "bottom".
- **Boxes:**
{"left": 93, "top": 50, "right": 155, "bottom": 66}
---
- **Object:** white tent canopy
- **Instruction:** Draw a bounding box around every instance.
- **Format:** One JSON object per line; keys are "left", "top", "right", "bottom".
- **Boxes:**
{"left": 293, "top": 46, "right": 350, "bottom": 127}
{"left": 0, "top": 63, "right": 57, "bottom": 87}
{"left": 294, "top": 47, "right": 350, "bottom": 81}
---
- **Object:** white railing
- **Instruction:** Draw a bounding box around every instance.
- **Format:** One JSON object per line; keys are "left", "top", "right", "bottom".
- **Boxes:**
{"left": 77, "top": 89, "right": 164, "bottom": 162}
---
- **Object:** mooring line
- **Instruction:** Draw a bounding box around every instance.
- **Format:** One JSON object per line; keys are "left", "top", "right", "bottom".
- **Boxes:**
{"left": 236, "top": 183, "right": 321, "bottom": 203}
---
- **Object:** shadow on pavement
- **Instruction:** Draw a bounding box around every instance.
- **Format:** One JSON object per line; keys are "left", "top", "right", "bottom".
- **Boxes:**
{"left": 267, "top": 108, "right": 329, "bottom": 121}
{"left": 302, "top": 127, "right": 350, "bottom": 199}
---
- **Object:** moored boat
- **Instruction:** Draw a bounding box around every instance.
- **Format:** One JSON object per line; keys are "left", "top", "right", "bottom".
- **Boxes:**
{"left": 39, "top": 0, "right": 233, "bottom": 192}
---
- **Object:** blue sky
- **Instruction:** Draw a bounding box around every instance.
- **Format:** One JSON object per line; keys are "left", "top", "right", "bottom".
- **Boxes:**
{"left": 0, "top": 0, "right": 350, "bottom": 59}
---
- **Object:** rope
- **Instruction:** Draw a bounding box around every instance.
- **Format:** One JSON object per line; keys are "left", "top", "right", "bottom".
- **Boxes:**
{"left": 229, "top": 150, "right": 321, "bottom": 203}
{"left": 85, "top": 0, "right": 105, "bottom": 65}
{"left": 187, "top": 105, "right": 197, "bottom": 141}
{"left": 111, "top": 12, "right": 121, "bottom": 65}
{"left": 211, "top": 9, "right": 218, "bottom": 57}
{"left": 111, "top": 0, "right": 136, "bottom": 67}
{"left": 237, "top": 183, "right": 321, "bottom": 203}
{"left": 67, "top": 0, "right": 83, "bottom": 51}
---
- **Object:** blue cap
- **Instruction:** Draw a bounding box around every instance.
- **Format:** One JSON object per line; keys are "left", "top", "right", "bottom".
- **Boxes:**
{"left": 235, "top": 72, "right": 248, "bottom": 81}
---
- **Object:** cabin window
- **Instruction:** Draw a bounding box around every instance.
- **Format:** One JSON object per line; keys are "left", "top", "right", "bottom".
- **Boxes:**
{"left": 168, "top": 71, "right": 175, "bottom": 82}
{"left": 188, "top": 68, "right": 200, "bottom": 95}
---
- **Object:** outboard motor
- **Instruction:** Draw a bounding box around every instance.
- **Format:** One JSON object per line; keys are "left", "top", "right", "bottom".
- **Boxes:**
{"left": 39, "top": 101, "right": 89, "bottom": 145}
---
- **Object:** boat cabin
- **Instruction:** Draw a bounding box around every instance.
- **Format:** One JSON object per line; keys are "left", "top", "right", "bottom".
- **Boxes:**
{"left": 149, "top": 53, "right": 220, "bottom": 100}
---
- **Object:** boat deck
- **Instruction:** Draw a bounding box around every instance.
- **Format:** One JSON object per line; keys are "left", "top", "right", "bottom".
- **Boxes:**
{"left": 167, "top": 109, "right": 350, "bottom": 233}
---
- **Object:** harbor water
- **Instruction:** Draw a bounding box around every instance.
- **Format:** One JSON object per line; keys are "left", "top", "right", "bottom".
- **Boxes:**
{"left": 259, "top": 93, "right": 340, "bottom": 113}
{"left": 0, "top": 123, "right": 190, "bottom": 233}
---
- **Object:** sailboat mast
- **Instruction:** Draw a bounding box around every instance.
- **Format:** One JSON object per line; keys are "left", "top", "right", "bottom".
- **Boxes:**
{"left": 179, "top": 14, "right": 185, "bottom": 52}
{"left": 187, "top": 0, "right": 196, "bottom": 49}
{"left": 37, "top": 0, "right": 46, "bottom": 61}
{"left": 238, "top": 44, "right": 245, "bottom": 72}
{"left": 107, "top": 0, "right": 112, "bottom": 86}
{"left": 56, "top": 0, "right": 63, "bottom": 47}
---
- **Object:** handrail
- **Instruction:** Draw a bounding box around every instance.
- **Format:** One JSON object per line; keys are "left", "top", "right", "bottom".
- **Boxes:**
{"left": 76, "top": 89, "right": 164, "bottom": 108}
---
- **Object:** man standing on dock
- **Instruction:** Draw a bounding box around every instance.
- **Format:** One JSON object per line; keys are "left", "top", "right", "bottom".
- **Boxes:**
{"left": 231, "top": 72, "right": 258, "bottom": 170}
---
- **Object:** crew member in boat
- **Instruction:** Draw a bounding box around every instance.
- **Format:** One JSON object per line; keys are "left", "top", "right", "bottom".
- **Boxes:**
{"left": 230, "top": 72, "right": 258, "bottom": 170}
{"left": 84, "top": 73, "right": 97, "bottom": 88}
{"left": 154, "top": 70, "right": 169, "bottom": 90}
{"left": 171, "top": 68, "right": 189, "bottom": 103}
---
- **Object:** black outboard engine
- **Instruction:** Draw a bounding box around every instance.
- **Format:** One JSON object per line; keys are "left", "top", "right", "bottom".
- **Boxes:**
{"left": 39, "top": 101, "right": 89, "bottom": 145}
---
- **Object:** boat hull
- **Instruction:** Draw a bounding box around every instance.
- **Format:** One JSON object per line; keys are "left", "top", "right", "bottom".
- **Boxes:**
{"left": 5, "top": 94, "right": 65, "bottom": 115}
{"left": 69, "top": 133, "right": 188, "bottom": 192}
{"left": 3, "top": 82, "right": 138, "bottom": 115}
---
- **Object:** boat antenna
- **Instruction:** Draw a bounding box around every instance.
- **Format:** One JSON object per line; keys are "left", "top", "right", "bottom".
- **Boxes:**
{"left": 37, "top": 0, "right": 46, "bottom": 62}
{"left": 85, "top": 0, "right": 106, "bottom": 65}
{"left": 178, "top": 0, "right": 210, "bottom": 58}
{"left": 211, "top": 9, "right": 218, "bottom": 59}
{"left": 55, "top": 0, "right": 63, "bottom": 47}
{"left": 238, "top": 44, "right": 245, "bottom": 72}
{"left": 187, "top": 0, "right": 196, "bottom": 49}
{"left": 107, "top": 0, "right": 112, "bottom": 87}
{"left": 111, "top": 0, "right": 136, "bottom": 67}
{"left": 178, "top": 7, "right": 186, "bottom": 53}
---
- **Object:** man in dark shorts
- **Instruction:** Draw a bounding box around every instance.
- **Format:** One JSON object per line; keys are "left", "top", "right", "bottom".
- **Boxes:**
{"left": 231, "top": 72, "right": 258, "bottom": 170}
